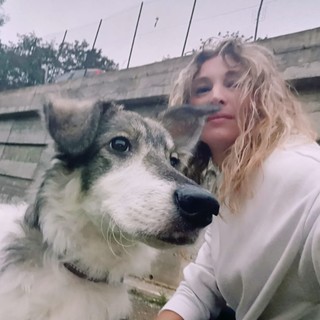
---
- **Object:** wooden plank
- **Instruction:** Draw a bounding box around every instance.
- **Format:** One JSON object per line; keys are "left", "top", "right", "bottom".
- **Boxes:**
{"left": 0, "top": 105, "right": 39, "bottom": 116}
{"left": 0, "top": 175, "right": 31, "bottom": 202}
{"left": 1, "top": 144, "right": 44, "bottom": 163}
{"left": 125, "top": 102, "right": 167, "bottom": 118}
{"left": 0, "top": 159, "right": 37, "bottom": 180}
{"left": 0, "top": 119, "right": 13, "bottom": 143}
{"left": 0, "top": 85, "right": 38, "bottom": 111}
{"left": 7, "top": 116, "right": 47, "bottom": 145}
{"left": 0, "top": 144, "right": 4, "bottom": 158}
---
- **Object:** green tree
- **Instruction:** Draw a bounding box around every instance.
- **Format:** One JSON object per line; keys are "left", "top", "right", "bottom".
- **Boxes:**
{"left": 0, "top": 33, "right": 118, "bottom": 91}
{"left": 56, "top": 39, "right": 118, "bottom": 77}
{"left": 0, "top": 0, "right": 8, "bottom": 27}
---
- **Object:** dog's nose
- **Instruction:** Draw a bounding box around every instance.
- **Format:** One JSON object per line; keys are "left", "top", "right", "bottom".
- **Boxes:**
{"left": 174, "top": 185, "right": 219, "bottom": 228}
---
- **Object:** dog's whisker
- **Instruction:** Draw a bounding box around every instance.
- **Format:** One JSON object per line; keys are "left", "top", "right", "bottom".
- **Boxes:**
{"left": 109, "top": 222, "right": 135, "bottom": 257}
{"left": 117, "top": 230, "right": 131, "bottom": 256}
{"left": 100, "top": 215, "right": 108, "bottom": 242}
{"left": 119, "top": 229, "right": 136, "bottom": 248}
{"left": 99, "top": 212, "right": 121, "bottom": 258}
{"left": 101, "top": 217, "right": 136, "bottom": 257}
{"left": 110, "top": 222, "right": 127, "bottom": 252}
{"left": 117, "top": 228, "right": 136, "bottom": 256}
{"left": 104, "top": 218, "right": 119, "bottom": 258}
{"left": 119, "top": 228, "right": 136, "bottom": 243}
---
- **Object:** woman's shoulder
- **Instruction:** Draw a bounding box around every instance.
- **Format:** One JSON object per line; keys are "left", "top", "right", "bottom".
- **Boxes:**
{"left": 270, "top": 137, "right": 320, "bottom": 164}
{"left": 264, "top": 136, "right": 320, "bottom": 182}
{"left": 244, "top": 137, "right": 320, "bottom": 207}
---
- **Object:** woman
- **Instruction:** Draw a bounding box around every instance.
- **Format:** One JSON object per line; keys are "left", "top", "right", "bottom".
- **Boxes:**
{"left": 156, "top": 39, "right": 320, "bottom": 319}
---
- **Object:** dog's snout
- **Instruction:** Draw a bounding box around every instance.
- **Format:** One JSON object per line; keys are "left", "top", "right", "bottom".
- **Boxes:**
{"left": 174, "top": 185, "right": 219, "bottom": 228}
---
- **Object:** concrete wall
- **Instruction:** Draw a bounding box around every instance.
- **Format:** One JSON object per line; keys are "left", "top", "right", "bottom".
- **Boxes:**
{"left": 0, "top": 27, "right": 320, "bottom": 288}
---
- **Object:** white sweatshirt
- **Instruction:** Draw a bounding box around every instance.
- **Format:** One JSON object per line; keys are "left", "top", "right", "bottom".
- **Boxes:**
{"left": 163, "top": 137, "right": 320, "bottom": 320}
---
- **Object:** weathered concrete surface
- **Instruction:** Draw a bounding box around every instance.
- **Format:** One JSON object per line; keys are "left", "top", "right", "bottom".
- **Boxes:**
{"left": 130, "top": 293, "right": 161, "bottom": 320}
{"left": 1, "top": 27, "right": 320, "bottom": 114}
{"left": 0, "top": 55, "right": 189, "bottom": 115}
{"left": 126, "top": 276, "right": 174, "bottom": 319}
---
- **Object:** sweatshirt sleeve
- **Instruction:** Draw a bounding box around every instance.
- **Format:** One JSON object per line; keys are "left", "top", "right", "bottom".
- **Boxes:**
{"left": 162, "top": 224, "right": 226, "bottom": 320}
{"left": 299, "top": 191, "right": 320, "bottom": 298}
{"left": 311, "top": 215, "right": 320, "bottom": 289}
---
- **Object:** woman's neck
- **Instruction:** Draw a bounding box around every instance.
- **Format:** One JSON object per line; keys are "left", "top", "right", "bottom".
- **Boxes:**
{"left": 209, "top": 146, "right": 227, "bottom": 168}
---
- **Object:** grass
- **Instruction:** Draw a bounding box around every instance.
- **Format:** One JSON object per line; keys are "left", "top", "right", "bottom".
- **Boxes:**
{"left": 129, "top": 288, "right": 168, "bottom": 307}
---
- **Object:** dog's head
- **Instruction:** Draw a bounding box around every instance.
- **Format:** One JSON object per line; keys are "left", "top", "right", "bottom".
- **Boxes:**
{"left": 32, "top": 99, "right": 220, "bottom": 248}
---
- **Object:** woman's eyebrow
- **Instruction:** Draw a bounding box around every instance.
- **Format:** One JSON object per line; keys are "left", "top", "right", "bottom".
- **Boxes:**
{"left": 192, "top": 76, "right": 210, "bottom": 83}
{"left": 225, "top": 70, "right": 242, "bottom": 78}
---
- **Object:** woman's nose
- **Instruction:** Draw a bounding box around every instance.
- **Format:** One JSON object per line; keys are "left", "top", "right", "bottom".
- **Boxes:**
{"left": 210, "top": 85, "right": 225, "bottom": 105}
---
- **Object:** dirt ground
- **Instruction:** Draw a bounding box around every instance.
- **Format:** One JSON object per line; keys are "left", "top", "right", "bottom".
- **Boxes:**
{"left": 124, "top": 276, "right": 174, "bottom": 320}
{"left": 130, "top": 293, "right": 162, "bottom": 320}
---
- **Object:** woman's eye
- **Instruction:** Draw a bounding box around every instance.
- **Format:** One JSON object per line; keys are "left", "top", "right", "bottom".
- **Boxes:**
{"left": 225, "top": 80, "right": 236, "bottom": 88}
{"left": 194, "top": 86, "right": 211, "bottom": 96}
{"left": 110, "top": 137, "right": 131, "bottom": 153}
{"left": 224, "top": 76, "right": 240, "bottom": 88}
{"left": 170, "top": 153, "right": 180, "bottom": 168}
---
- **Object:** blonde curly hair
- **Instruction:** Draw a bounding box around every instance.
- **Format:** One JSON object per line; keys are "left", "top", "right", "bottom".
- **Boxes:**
{"left": 169, "top": 39, "right": 317, "bottom": 212}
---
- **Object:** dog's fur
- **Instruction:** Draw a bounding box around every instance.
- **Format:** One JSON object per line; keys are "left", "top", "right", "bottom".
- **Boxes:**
{"left": 0, "top": 99, "right": 219, "bottom": 320}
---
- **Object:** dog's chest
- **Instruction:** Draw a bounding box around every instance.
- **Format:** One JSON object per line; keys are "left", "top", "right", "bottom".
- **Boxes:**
{"left": 0, "top": 262, "right": 131, "bottom": 320}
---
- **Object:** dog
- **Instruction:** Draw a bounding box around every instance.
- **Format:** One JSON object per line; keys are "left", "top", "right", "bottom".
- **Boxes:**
{"left": 0, "top": 99, "right": 220, "bottom": 320}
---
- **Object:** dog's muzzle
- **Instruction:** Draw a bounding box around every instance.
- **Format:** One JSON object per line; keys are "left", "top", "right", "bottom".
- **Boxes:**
{"left": 174, "top": 185, "right": 219, "bottom": 228}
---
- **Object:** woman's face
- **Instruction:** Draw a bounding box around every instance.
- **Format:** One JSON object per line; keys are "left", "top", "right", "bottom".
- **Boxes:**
{"left": 190, "top": 55, "right": 247, "bottom": 159}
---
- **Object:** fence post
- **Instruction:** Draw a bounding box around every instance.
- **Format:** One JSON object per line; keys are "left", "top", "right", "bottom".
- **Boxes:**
{"left": 85, "top": 19, "right": 103, "bottom": 75}
{"left": 58, "top": 30, "right": 68, "bottom": 54}
{"left": 48, "top": 29, "right": 68, "bottom": 83}
{"left": 254, "top": 0, "right": 264, "bottom": 41}
{"left": 182, "top": 0, "right": 197, "bottom": 56}
{"left": 127, "top": 2, "right": 144, "bottom": 69}
{"left": 92, "top": 19, "right": 103, "bottom": 50}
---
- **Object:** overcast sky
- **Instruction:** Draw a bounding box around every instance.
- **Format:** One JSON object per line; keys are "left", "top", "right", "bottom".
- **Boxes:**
{"left": 1, "top": 0, "right": 319, "bottom": 68}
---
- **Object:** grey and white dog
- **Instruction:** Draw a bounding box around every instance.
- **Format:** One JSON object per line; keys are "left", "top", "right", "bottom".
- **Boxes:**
{"left": 0, "top": 99, "right": 220, "bottom": 320}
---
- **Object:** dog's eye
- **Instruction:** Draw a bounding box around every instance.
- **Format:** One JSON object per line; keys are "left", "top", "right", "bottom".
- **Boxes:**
{"left": 110, "top": 137, "right": 131, "bottom": 152}
{"left": 170, "top": 152, "right": 180, "bottom": 168}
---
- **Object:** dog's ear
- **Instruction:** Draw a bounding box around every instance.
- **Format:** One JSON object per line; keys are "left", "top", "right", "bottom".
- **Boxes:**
{"left": 43, "top": 99, "right": 116, "bottom": 156}
{"left": 159, "top": 104, "right": 220, "bottom": 151}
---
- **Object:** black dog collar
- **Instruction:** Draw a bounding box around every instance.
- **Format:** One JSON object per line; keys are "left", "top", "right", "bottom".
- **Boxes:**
{"left": 63, "top": 262, "right": 109, "bottom": 283}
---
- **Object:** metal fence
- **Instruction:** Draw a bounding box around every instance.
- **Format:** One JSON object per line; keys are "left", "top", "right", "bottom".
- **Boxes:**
{"left": 6, "top": 0, "right": 320, "bottom": 69}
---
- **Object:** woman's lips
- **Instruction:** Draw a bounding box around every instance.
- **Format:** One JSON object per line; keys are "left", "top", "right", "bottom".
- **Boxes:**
{"left": 207, "top": 114, "right": 233, "bottom": 122}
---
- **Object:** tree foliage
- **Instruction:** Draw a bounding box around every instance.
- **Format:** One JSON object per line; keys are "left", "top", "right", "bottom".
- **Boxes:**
{"left": 184, "top": 31, "right": 254, "bottom": 56}
{"left": 0, "top": 33, "right": 118, "bottom": 91}
{"left": 0, "top": 0, "right": 8, "bottom": 27}
{"left": 199, "top": 31, "right": 253, "bottom": 50}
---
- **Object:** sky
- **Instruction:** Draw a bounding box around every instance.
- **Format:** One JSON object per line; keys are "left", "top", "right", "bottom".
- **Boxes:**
{"left": 1, "top": 0, "right": 319, "bottom": 68}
